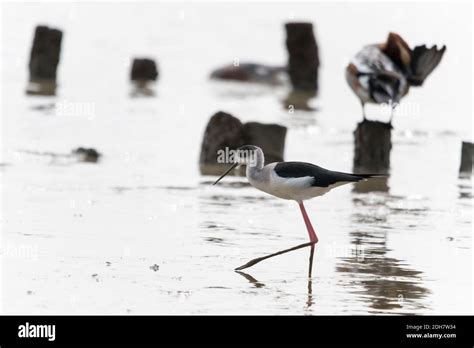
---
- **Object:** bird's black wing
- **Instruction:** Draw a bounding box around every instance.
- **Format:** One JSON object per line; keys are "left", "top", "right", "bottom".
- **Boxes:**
{"left": 370, "top": 73, "right": 401, "bottom": 103}
{"left": 356, "top": 65, "right": 403, "bottom": 104}
{"left": 274, "top": 162, "right": 376, "bottom": 188}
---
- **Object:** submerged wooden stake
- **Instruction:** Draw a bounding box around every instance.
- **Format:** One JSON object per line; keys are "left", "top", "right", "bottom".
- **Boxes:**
{"left": 234, "top": 241, "right": 315, "bottom": 271}
{"left": 26, "top": 25, "right": 63, "bottom": 96}
{"left": 353, "top": 120, "right": 392, "bottom": 174}
{"left": 285, "top": 22, "right": 319, "bottom": 92}
{"left": 199, "top": 111, "right": 287, "bottom": 176}
{"left": 459, "top": 141, "right": 473, "bottom": 175}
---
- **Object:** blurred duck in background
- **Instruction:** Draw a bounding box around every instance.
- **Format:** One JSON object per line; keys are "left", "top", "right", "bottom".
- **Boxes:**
{"left": 210, "top": 62, "right": 287, "bottom": 85}
{"left": 346, "top": 32, "right": 446, "bottom": 123}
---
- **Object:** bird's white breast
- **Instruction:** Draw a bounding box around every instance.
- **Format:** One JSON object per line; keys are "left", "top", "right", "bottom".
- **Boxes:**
{"left": 247, "top": 163, "right": 336, "bottom": 202}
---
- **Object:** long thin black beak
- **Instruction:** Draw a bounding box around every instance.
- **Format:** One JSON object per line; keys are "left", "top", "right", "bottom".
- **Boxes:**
{"left": 213, "top": 162, "right": 239, "bottom": 185}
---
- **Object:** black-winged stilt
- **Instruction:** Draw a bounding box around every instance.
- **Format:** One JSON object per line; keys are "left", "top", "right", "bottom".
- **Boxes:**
{"left": 346, "top": 32, "right": 446, "bottom": 123}
{"left": 213, "top": 145, "right": 382, "bottom": 245}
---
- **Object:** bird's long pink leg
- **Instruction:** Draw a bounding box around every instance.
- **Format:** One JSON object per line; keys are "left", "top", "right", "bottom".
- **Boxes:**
{"left": 298, "top": 201, "right": 319, "bottom": 244}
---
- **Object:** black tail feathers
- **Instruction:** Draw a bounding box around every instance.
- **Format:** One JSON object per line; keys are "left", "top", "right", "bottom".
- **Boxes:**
{"left": 353, "top": 174, "right": 388, "bottom": 182}
{"left": 408, "top": 44, "right": 446, "bottom": 86}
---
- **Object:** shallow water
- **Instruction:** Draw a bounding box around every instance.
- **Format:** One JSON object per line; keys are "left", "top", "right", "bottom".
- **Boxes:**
{"left": 0, "top": 2, "right": 472, "bottom": 314}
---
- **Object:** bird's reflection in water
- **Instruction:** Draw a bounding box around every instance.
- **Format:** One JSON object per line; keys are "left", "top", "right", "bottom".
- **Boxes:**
{"left": 235, "top": 271, "right": 265, "bottom": 288}
{"left": 235, "top": 243, "right": 316, "bottom": 308}
{"left": 337, "top": 194, "right": 430, "bottom": 313}
{"left": 306, "top": 278, "right": 314, "bottom": 308}
{"left": 306, "top": 245, "right": 315, "bottom": 308}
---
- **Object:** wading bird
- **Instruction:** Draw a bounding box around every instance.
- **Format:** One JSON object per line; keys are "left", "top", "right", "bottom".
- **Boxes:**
{"left": 346, "top": 32, "right": 446, "bottom": 123}
{"left": 213, "top": 145, "right": 382, "bottom": 245}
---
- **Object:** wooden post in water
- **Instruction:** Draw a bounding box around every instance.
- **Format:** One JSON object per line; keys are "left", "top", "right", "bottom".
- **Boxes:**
{"left": 459, "top": 141, "right": 473, "bottom": 175}
{"left": 285, "top": 22, "right": 319, "bottom": 91}
{"left": 130, "top": 58, "right": 158, "bottom": 96}
{"left": 353, "top": 120, "right": 391, "bottom": 192}
{"left": 284, "top": 22, "right": 319, "bottom": 110}
{"left": 243, "top": 122, "right": 286, "bottom": 165}
{"left": 199, "top": 111, "right": 244, "bottom": 176}
{"left": 199, "top": 111, "right": 287, "bottom": 176}
{"left": 26, "top": 25, "right": 62, "bottom": 96}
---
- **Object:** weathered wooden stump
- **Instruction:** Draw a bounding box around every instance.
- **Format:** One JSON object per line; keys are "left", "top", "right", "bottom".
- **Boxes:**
{"left": 199, "top": 111, "right": 287, "bottom": 176}
{"left": 459, "top": 141, "right": 473, "bottom": 175}
{"left": 131, "top": 58, "right": 158, "bottom": 82}
{"left": 130, "top": 58, "right": 158, "bottom": 96}
{"left": 199, "top": 112, "right": 245, "bottom": 175}
{"left": 352, "top": 120, "right": 392, "bottom": 189}
{"left": 283, "top": 89, "right": 317, "bottom": 111}
{"left": 352, "top": 175, "right": 389, "bottom": 193}
{"left": 352, "top": 120, "right": 391, "bottom": 192}
{"left": 353, "top": 120, "right": 392, "bottom": 174}
{"left": 72, "top": 147, "right": 101, "bottom": 163}
{"left": 242, "top": 122, "right": 286, "bottom": 164}
{"left": 285, "top": 22, "right": 319, "bottom": 92}
{"left": 26, "top": 25, "right": 62, "bottom": 96}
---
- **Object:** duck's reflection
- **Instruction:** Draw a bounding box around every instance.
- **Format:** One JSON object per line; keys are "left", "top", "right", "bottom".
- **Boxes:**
{"left": 337, "top": 194, "right": 430, "bottom": 313}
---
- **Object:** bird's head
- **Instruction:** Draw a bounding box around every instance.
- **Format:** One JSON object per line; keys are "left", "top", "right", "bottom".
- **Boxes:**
{"left": 213, "top": 145, "right": 262, "bottom": 185}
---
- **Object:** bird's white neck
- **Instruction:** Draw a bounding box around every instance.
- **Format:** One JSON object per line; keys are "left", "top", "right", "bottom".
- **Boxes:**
{"left": 245, "top": 148, "right": 265, "bottom": 179}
